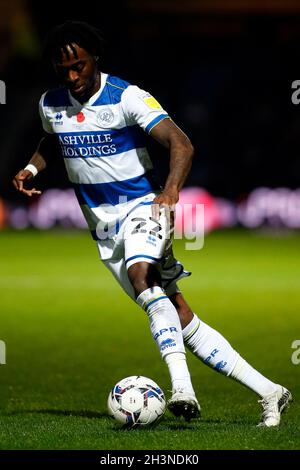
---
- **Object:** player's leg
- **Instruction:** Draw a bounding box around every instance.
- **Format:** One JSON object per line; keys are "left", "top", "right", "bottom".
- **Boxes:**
{"left": 120, "top": 204, "right": 200, "bottom": 421}
{"left": 169, "top": 290, "right": 292, "bottom": 427}
{"left": 126, "top": 260, "right": 200, "bottom": 421}
{"left": 102, "top": 252, "right": 200, "bottom": 420}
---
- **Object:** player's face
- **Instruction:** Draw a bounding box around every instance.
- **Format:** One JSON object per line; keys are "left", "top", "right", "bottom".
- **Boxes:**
{"left": 54, "top": 44, "right": 100, "bottom": 102}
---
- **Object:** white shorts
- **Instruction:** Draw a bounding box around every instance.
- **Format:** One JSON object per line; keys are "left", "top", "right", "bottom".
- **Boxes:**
{"left": 96, "top": 193, "right": 191, "bottom": 300}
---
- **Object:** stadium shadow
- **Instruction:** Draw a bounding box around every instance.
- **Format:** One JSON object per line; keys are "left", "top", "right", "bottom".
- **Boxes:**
{"left": 166, "top": 417, "right": 251, "bottom": 427}
{"left": 165, "top": 421, "right": 199, "bottom": 430}
{"left": 5, "top": 409, "right": 106, "bottom": 419}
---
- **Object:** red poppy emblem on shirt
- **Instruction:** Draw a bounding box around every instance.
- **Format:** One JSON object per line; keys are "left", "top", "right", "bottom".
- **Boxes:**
{"left": 77, "top": 112, "right": 85, "bottom": 123}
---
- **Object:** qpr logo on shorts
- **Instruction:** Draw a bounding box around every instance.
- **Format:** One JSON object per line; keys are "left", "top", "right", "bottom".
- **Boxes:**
{"left": 97, "top": 108, "right": 114, "bottom": 127}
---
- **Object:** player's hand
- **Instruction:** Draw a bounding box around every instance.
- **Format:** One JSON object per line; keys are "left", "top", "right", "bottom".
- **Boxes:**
{"left": 152, "top": 188, "right": 179, "bottom": 222}
{"left": 12, "top": 169, "right": 42, "bottom": 197}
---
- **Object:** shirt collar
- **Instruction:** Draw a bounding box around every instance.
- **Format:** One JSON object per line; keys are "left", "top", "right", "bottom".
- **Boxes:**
{"left": 68, "top": 72, "right": 108, "bottom": 107}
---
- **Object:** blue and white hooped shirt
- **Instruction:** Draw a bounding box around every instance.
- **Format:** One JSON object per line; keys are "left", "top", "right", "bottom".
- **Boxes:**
{"left": 39, "top": 72, "right": 169, "bottom": 241}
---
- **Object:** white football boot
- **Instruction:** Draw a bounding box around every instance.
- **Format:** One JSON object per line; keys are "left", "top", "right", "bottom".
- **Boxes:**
{"left": 257, "top": 385, "right": 292, "bottom": 427}
{"left": 168, "top": 388, "right": 201, "bottom": 422}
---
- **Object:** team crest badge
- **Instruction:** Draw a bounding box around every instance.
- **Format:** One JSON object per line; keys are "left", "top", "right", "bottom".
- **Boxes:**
{"left": 97, "top": 108, "right": 114, "bottom": 127}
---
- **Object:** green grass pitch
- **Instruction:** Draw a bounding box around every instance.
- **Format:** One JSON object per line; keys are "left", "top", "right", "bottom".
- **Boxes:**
{"left": 0, "top": 229, "right": 299, "bottom": 450}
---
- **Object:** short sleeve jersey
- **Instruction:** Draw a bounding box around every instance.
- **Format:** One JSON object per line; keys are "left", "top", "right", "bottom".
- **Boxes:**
{"left": 39, "top": 72, "right": 169, "bottom": 238}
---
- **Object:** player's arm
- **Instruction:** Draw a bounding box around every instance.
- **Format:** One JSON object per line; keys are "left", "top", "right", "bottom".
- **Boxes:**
{"left": 149, "top": 118, "right": 194, "bottom": 218}
{"left": 12, "top": 134, "right": 56, "bottom": 197}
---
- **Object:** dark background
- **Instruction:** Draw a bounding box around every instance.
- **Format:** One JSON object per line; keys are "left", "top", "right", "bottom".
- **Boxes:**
{"left": 1, "top": 0, "right": 300, "bottom": 203}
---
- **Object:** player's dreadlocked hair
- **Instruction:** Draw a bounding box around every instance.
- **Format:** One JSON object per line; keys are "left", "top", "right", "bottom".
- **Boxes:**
{"left": 43, "top": 20, "right": 104, "bottom": 63}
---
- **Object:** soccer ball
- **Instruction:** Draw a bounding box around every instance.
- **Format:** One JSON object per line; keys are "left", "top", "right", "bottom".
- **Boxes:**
{"left": 107, "top": 375, "right": 166, "bottom": 428}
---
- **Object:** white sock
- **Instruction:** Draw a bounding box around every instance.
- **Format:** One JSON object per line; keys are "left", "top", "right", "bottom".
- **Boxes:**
{"left": 183, "top": 314, "right": 239, "bottom": 374}
{"left": 136, "top": 286, "right": 194, "bottom": 394}
{"left": 229, "top": 356, "right": 278, "bottom": 397}
{"left": 136, "top": 286, "right": 185, "bottom": 357}
{"left": 183, "top": 313, "right": 277, "bottom": 397}
{"left": 165, "top": 352, "right": 195, "bottom": 395}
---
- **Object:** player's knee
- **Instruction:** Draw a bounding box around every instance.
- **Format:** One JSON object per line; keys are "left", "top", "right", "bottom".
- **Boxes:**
{"left": 127, "top": 262, "right": 161, "bottom": 297}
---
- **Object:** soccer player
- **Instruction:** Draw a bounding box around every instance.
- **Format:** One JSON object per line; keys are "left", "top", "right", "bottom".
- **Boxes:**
{"left": 13, "top": 21, "right": 292, "bottom": 426}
